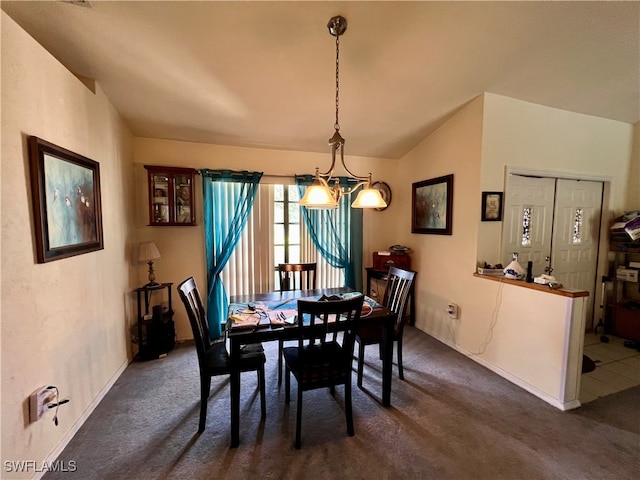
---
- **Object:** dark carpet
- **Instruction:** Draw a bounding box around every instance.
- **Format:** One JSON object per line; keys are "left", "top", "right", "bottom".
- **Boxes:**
{"left": 44, "top": 327, "right": 639, "bottom": 480}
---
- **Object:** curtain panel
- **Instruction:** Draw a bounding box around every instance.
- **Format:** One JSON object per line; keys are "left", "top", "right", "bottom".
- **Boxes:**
{"left": 295, "top": 175, "right": 363, "bottom": 292}
{"left": 201, "top": 169, "right": 262, "bottom": 339}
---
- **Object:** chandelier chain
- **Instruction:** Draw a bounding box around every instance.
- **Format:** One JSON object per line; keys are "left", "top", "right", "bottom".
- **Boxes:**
{"left": 299, "top": 15, "right": 387, "bottom": 209}
{"left": 335, "top": 33, "right": 340, "bottom": 131}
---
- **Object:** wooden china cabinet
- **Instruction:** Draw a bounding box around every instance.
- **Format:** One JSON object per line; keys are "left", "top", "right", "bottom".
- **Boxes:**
{"left": 144, "top": 165, "right": 197, "bottom": 226}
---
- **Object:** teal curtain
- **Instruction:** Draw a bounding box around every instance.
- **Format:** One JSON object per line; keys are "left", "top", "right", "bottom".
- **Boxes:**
{"left": 296, "top": 175, "right": 363, "bottom": 292}
{"left": 201, "top": 169, "right": 262, "bottom": 339}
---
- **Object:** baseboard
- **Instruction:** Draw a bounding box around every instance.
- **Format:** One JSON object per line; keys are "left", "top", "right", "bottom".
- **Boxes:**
{"left": 33, "top": 359, "right": 128, "bottom": 480}
{"left": 429, "top": 332, "right": 582, "bottom": 411}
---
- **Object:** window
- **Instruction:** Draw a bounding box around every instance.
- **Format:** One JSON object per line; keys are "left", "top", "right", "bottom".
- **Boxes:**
{"left": 521, "top": 206, "right": 532, "bottom": 247}
{"left": 221, "top": 182, "right": 344, "bottom": 297}
{"left": 572, "top": 208, "right": 583, "bottom": 245}
{"left": 274, "top": 185, "right": 301, "bottom": 265}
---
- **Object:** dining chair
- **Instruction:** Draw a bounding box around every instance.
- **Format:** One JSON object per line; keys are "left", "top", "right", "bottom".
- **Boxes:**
{"left": 283, "top": 294, "right": 364, "bottom": 449}
{"left": 276, "top": 262, "right": 317, "bottom": 386}
{"left": 356, "top": 266, "right": 416, "bottom": 386}
{"left": 277, "top": 262, "right": 317, "bottom": 291}
{"left": 178, "top": 277, "right": 266, "bottom": 433}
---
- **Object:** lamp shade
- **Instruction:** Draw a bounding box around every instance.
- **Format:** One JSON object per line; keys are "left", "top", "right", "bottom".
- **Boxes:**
{"left": 299, "top": 180, "right": 339, "bottom": 209}
{"left": 138, "top": 241, "right": 161, "bottom": 262}
{"left": 351, "top": 186, "right": 387, "bottom": 209}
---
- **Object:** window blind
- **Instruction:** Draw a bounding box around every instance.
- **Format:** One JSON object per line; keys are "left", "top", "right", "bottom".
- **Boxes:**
{"left": 221, "top": 183, "right": 344, "bottom": 297}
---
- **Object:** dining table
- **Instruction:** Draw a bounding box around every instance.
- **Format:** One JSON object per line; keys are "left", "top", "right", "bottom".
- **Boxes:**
{"left": 227, "top": 287, "right": 396, "bottom": 447}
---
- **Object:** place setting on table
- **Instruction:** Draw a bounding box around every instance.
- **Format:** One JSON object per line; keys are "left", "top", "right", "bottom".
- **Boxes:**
{"left": 227, "top": 292, "right": 378, "bottom": 331}
{"left": 228, "top": 304, "right": 296, "bottom": 331}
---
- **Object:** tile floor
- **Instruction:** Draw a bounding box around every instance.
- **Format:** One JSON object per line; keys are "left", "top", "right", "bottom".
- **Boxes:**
{"left": 580, "top": 332, "right": 640, "bottom": 404}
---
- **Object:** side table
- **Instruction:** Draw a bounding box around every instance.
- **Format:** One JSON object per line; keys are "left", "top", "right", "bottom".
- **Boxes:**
{"left": 134, "top": 282, "right": 175, "bottom": 360}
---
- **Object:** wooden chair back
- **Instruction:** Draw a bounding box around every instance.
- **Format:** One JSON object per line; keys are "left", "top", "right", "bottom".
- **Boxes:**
{"left": 294, "top": 295, "right": 364, "bottom": 387}
{"left": 177, "top": 277, "right": 212, "bottom": 368}
{"left": 277, "top": 262, "right": 317, "bottom": 291}
{"left": 383, "top": 267, "right": 416, "bottom": 335}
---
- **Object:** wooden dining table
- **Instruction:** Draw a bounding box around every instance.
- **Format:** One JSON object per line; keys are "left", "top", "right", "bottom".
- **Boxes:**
{"left": 227, "top": 287, "right": 396, "bottom": 447}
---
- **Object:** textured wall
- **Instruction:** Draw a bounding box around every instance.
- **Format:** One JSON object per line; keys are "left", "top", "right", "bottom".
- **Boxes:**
{"left": 1, "top": 13, "right": 135, "bottom": 476}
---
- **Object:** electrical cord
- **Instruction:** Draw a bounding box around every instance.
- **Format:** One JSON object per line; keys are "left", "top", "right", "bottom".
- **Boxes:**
{"left": 470, "top": 277, "right": 505, "bottom": 356}
{"left": 46, "top": 386, "right": 69, "bottom": 426}
{"left": 447, "top": 308, "right": 457, "bottom": 343}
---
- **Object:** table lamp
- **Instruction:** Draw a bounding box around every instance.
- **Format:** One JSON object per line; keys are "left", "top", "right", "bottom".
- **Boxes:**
{"left": 138, "top": 241, "right": 161, "bottom": 287}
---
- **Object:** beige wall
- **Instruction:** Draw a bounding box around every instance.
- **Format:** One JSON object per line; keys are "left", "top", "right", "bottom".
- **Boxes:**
{"left": 1, "top": 13, "right": 135, "bottom": 475}
{"left": 133, "top": 138, "right": 395, "bottom": 341}
{"left": 370, "top": 93, "right": 635, "bottom": 407}
{"left": 478, "top": 92, "right": 635, "bottom": 265}
{"left": 380, "top": 94, "right": 485, "bottom": 342}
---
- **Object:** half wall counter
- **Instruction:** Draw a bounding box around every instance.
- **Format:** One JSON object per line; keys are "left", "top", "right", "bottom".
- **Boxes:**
{"left": 470, "top": 273, "right": 589, "bottom": 410}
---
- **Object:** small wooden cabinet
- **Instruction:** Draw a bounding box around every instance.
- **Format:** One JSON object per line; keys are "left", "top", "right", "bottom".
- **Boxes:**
{"left": 144, "top": 165, "right": 197, "bottom": 226}
{"left": 134, "top": 283, "right": 175, "bottom": 360}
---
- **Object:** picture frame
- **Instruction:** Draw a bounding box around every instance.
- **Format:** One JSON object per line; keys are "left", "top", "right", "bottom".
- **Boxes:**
{"left": 481, "top": 191, "right": 503, "bottom": 222}
{"left": 411, "top": 174, "right": 453, "bottom": 235}
{"left": 28, "top": 136, "right": 104, "bottom": 263}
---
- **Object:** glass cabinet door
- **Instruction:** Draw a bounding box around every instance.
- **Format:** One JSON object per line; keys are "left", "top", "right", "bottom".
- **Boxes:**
{"left": 174, "top": 173, "right": 193, "bottom": 224}
{"left": 144, "top": 166, "right": 196, "bottom": 226}
{"left": 151, "top": 172, "right": 170, "bottom": 224}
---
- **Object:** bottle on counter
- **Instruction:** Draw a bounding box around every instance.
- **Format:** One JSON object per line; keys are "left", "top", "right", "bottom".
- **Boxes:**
{"left": 526, "top": 261, "right": 534, "bottom": 283}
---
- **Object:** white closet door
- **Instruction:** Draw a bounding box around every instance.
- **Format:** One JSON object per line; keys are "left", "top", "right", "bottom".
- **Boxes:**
{"left": 551, "top": 178, "right": 603, "bottom": 323}
{"left": 502, "top": 175, "right": 556, "bottom": 276}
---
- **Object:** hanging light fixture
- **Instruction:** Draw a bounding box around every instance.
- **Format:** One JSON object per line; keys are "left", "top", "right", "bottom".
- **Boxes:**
{"left": 299, "top": 15, "right": 387, "bottom": 210}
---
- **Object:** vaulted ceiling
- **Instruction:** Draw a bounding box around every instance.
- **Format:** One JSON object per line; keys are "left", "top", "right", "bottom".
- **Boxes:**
{"left": 3, "top": 1, "right": 638, "bottom": 159}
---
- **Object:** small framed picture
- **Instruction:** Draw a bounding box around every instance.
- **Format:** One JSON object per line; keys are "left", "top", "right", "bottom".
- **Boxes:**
{"left": 481, "top": 191, "right": 503, "bottom": 222}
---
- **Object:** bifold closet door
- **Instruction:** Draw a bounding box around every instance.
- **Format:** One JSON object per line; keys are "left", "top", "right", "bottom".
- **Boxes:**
{"left": 551, "top": 178, "right": 603, "bottom": 324}
{"left": 501, "top": 175, "right": 556, "bottom": 276}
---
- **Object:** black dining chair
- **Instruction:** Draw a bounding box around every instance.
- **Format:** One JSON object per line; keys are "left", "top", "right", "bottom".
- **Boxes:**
{"left": 356, "top": 266, "right": 415, "bottom": 386}
{"left": 276, "top": 262, "right": 317, "bottom": 385}
{"left": 283, "top": 294, "right": 364, "bottom": 449}
{"left": 178, "top": 277, "right": 266, "bottom": 433}
{"left": 277, "top": 262, "right": 317, "bottom": 291}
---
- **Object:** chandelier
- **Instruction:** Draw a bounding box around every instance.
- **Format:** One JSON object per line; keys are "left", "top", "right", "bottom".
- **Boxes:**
{"left": 299, "top": 16, "right": 387, "bottom": 210}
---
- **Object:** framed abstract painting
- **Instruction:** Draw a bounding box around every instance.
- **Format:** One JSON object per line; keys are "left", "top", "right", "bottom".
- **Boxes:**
{"left": 411, "top": 174, "right": 453, "bottom": 235}
{"left": 28, "top": 136, "right": 104, "bottom": 263}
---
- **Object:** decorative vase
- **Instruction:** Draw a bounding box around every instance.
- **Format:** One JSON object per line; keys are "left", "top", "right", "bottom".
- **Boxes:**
{"left": 504, "top": 252, "right": 525, "bottom": 280}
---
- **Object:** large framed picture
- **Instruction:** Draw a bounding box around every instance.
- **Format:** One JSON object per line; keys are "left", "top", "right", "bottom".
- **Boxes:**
{"left": 28, "top": 136, "right": 104, "bottom": 263}
{"left": 411, "top": 174, "right": 453, "bottom": 235}
{"left": 481, "top": 191, "right": 503, "bottom": 221}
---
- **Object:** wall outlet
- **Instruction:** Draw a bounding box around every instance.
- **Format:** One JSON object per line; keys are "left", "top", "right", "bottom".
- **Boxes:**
{"left": 447, "top": 303, "right": 459, "bottom": 319}
{"left": 29, "top": 386, "right": 56, "bottom": 423}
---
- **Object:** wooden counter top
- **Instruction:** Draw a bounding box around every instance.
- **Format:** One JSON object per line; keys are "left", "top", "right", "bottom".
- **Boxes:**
{"left": 473, "top": 273, "right": 589, "bottom": 298}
